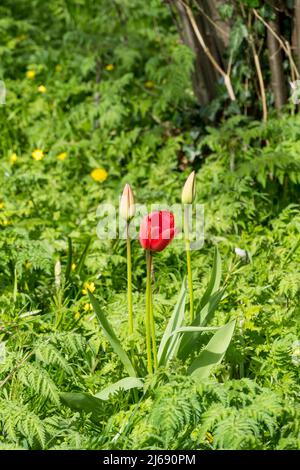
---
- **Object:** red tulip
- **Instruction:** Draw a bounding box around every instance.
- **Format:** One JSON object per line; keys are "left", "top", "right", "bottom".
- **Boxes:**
{"left": 139, "top": 211, "right": 175, "bottom": 252}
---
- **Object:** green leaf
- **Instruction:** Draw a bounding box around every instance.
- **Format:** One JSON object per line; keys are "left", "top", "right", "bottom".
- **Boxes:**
{"left": 199, "top": 246, "right": 222, "bottom": 310}
{"left": 60, "top": 392, "right": 104, "bottom": 419}
{"left": 95, "top": 377, "right": 144, "bottom": 400}
{"left": 157, "top": 279, "right": 186, "bottom": 366}
{"left": 65, "top": 237, "right": 73, "bottom": 282}
{"left": 88, "top": 291, "right": 136, "bottom": 377}
{"left": 187, "top": 320, "right": 236, "bottom": 380}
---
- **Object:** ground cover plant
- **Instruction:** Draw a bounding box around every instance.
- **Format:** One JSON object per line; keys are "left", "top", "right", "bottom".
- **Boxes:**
{"left": 0, "top": 0, "right": 300, "bottom": 451}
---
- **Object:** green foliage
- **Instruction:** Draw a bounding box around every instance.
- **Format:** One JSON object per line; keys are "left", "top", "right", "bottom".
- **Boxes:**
{"left": 0, "top": 0, "right": 299, "bottom": 451}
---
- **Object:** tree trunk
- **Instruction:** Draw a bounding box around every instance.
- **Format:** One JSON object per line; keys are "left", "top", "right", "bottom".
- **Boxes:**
{"left": 293, "top": 0, "right": 300, "bottom": 67}
{"left": 267, "top": 15, "right": 287, "bottom": 110}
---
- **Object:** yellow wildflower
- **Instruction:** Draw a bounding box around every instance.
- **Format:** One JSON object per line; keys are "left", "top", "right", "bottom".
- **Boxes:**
{"left": 145, "top": 80, "right": 155, "bottom": 89}
{"left": 71, "top": 263, "right": 76, "bottom": 271}
{"left": 205, "top": 432, "right": 214, "bottom": 444}
{"left": 32, "top": 149, "right": 44, "bottom": 161}
{"left": 90, "top": 168, "right": 108, "bottom": 182}
{"left": 105, "top": 64, "right": 114, "bottom": 71}
{"left": 0, "top": 202, "right": 4, "bottom": 210}
{"left": 82, "top": 282, "right": 96, "bottom": 295}
{"left": 57, "top": 152, "right": 68, "bottom": 161}
{"left": 38, "top": 85, "right": 47, "bottom": 93}
{"left": 26, "top": 70, "right": 36, "bottom": 79}
{"left": 84, "top": 303, "right": 93, "bottom": 312}
{"left": 10, "top": 152, "right": 18, "bottom": 164}
{"left": 74, "top": 312, "right": 81, "bottom": 320}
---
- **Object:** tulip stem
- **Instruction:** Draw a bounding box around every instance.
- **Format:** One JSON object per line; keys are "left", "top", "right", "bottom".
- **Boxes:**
{"left": 145, "top": 250, "right": 153, "bottom": 374}
{"left": 147, "top": 252, "right": 158, "bottom": 370}
{"left": 184, "top": 207, "right": 194, "bottom": 322}
{"left": 126, "top": 223, "right": 133, "bottom": 335}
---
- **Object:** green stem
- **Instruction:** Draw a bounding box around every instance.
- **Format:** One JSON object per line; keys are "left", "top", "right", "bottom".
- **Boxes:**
{"left": 127, "top": 223, "right": 133, "bottom": 335}
{"left": 184, "top": 207, "right": 194, "bottom": 322}
{"left": 145, "top": 250, "right": 153, "bottom": 374}
{"left": 148, "top": 252, "right": 157, "bottom": 370}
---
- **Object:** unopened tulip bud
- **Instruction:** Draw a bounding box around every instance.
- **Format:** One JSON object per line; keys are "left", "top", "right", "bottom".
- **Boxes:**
{"left": 54, "top": 259, "right": 61, "bottom": 289}
{"left": 181, "top": 171, "right": 196, "bottom": 204}
{"left": 120, "top": 184, "right": 135, "bottom": 221}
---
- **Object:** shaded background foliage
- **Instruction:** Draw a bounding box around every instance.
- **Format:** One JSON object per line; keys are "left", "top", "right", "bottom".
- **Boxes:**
{"left": 0, "top": 0, "right": 299, "bottom": 450}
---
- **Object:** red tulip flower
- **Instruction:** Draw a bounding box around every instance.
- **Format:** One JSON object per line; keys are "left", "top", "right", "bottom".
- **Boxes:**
{"left": 139, "top": 211, "right": 176, "bottom": 252}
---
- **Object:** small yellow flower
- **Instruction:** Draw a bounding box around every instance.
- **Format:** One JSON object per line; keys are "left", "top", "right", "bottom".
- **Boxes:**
{"left": 57, "top": 152, "right": 68, "bottom": 161}
{"left": 71, "top": 263, "right": 76, "bottom": 271}
{"left": 32, "top": 149, "right": 44, "bottom": 161}
{"left": 105, "top": 64, "right": 114, "bottom": 71}
{"left": 145, "top": 80, "right": 155, "bottom": 89}
{"left": 90, "top": 168, "right": 108, "bottom": 182}
{"left": 0, "top": 202, "right": 4, "bottom": 210}
{"left": 84, "top": 303, "right": 93, "bottom": 312}
{"left": 205, "top": 432, "right": 214, "bottom": 444}
{"left": 82, "top": 282, "right": 96, "bottom": 295}
{"left": 26, "top": 70, "right": 36, "bottom": 79}
{"left": 38, "top": 85, "right": 47, "bottom": 93}
{"left": 74, "top": 312, "right": 81, "bottom": 320}
{"left": 10, "top": 153, "right": 18, "bottom": 164}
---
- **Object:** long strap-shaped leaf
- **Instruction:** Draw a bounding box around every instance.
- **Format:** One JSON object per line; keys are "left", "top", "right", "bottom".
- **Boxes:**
{"left": 157, "top": 279, "right": 186, "bottom": 366}
{"left": 199, "top": 246, "right": 222, "bottom": 310}
{"left": 178, "top": 289, "right": 224, "bottom": 360}
{"left": 187, "top": 320, "right": 236, "bottom": 381}
{"left": 170, "top": 326, "right": 220, "bottom": 336}
{"left": 88, "top": 291, "right": 136, "bottom": 377}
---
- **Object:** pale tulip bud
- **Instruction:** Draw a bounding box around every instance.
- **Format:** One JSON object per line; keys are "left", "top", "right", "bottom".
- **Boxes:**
{"left": 181, "top": 171, "right": 196, "bottom": 204}
{"left": 54, "top": 259, "right": 61, "bottom": 289}
{"left": 120, "top": 184, "right": 135, "bottom": 221}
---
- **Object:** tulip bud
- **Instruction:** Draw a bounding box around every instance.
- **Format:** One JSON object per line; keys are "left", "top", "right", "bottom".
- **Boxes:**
{"left": 181, "top": 171, "right": 196, "bottom": 204}
{"left": 120, "top": 184, "right": 135, "bottom": 221}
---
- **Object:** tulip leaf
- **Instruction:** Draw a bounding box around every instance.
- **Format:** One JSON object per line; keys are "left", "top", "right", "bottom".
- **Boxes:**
{"left": 199, "top": 246, "right": 222, "bottom": 311}
{"left": 187, "top": 320, "right": 236, "bottom": 380}
{"left": 77, "top": 236, "right": 92, "bottom": 275}
{"left": 88, "top": 291, "right": 136, "bottom": 377}
{"left": 95, "top": 377, "right": 144, "bottom": 400}
{"left": 158, "top": 279, "right": 186, "bottom": 366}
{"left": 60, "top": 392, "right": 104, "bottom": 419}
